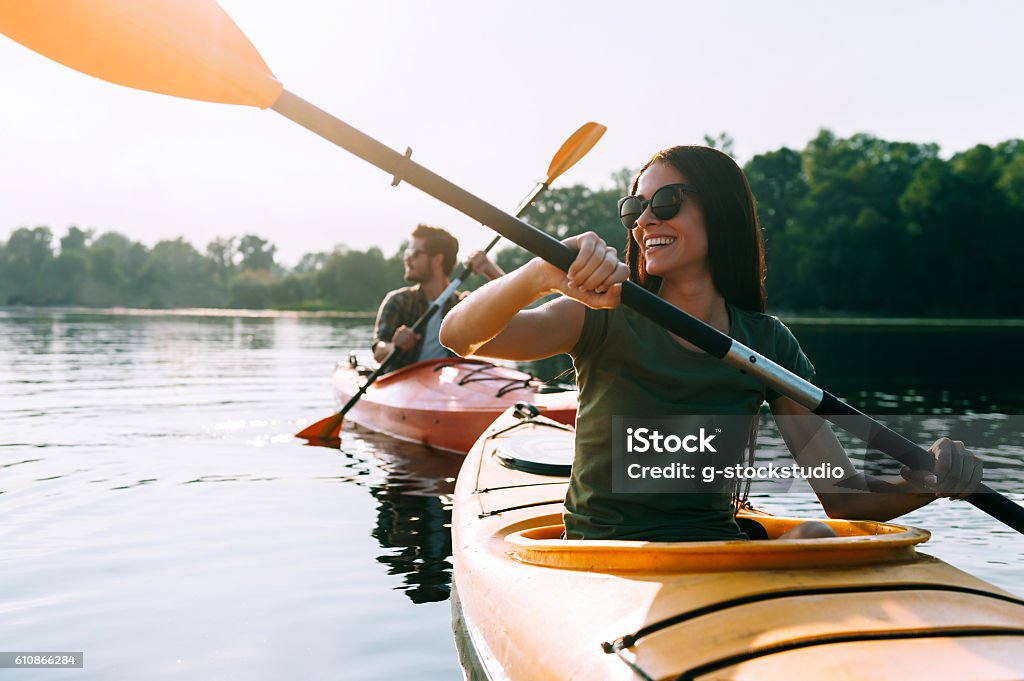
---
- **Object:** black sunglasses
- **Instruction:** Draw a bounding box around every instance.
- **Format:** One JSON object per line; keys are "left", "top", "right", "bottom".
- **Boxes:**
{"left": 617, "top": 183, "right": 699, "bottom": 230}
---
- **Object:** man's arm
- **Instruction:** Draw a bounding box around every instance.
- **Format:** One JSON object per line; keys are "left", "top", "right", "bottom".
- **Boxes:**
{"left": 373, "top": 290, "right": 423, "bottom": 364}
{"left": 466, "top": 251, "right": 505, "bottom": 281}
{"left": 372, "top": 292, "right": 401, "bottom": 362}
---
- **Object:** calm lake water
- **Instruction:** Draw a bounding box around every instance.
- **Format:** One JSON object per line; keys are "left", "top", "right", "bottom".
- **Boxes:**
{"left": 2, "top": 308, "right": 1022, "bottom": 680}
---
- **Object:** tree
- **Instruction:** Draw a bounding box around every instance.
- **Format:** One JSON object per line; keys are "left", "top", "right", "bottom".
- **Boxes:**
{"left": 205, "top": 236, "right": 238, "bottom": 290}
{"left": 237, "top": 234, "right": 276, "bottom": 272}
{"left": 900, "top": 142, "right": 1023, "bottom": 315}
{"left": 609, "top": 167, "right": 635, "bottom": 195}
{"left": 0, "top": 226, "right": 54, "bottom": 304}
{"left": 60, "top": 226, "right": 92, "bottom": 252}
{"left": 45, "top": 250, "right": 89, "bottom": 304}
{"left": 743, "top": 147, "right": 808, "bottom": 310}
{"left": 87, "top": 231, "right": 151, "bottom": 306}
{"left": 703, "top": 131, "right": 736, "bottom": 157}
{"left": 230, "top": 269, "right": 274, "bottom": 308}
{"left": 142, "top": 238, "right": 224, "bottom": 307}
{"left": 295, "top": 251, "right": 328, "bottom": 274}
{"left": 206, "top": 236, "right": 237, "bottom": 269}
{"left": 315, "top": 247, "right": 403, "bottom": 310}
{"left": 789, "top": 130, "right": 938, "bottom": 312}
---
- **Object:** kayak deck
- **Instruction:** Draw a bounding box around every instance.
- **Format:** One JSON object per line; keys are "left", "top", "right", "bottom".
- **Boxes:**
{"left": 452, "top": 408, "right": 1024, "bottom": 680}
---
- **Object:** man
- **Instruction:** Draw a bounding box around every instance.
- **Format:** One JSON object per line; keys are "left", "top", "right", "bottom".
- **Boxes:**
{"left": 372, "top": 224, "right": 503, "bottom": 370}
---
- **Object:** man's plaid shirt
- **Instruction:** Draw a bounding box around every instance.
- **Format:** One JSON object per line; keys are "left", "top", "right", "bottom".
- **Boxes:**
{"left": 373, "top": 286, "right": 468, "bottom": 371}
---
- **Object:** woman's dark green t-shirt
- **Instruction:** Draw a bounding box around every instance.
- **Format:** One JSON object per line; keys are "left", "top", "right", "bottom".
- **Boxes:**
{"left": 566, "top": 304, "right": 815, "bottom": 541}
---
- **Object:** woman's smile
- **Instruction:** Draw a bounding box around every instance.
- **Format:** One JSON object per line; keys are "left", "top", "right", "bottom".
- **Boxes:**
{"left": 644, "top": 235, "right": 676, "bottom": 252}
{"left": 634, "top": 162, "right": 708, "bottom": 278}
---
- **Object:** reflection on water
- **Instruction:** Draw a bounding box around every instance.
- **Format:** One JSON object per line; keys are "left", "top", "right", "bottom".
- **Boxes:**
{"left": 372, "top": 490, "right": 452, "bottom": 604}
{"left": 0, "top": 308, "right": 464, "bottom": 680}
{"left": 791, "top": 322, "right": 1024, "bottom": 415}
{"left": 311, "top": 429, "right": 462, "bottom": 604}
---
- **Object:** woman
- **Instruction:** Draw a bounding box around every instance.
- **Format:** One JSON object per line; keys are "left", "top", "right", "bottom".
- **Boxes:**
{"left": 440, "top": 145, "right": 981, "bottom": 541}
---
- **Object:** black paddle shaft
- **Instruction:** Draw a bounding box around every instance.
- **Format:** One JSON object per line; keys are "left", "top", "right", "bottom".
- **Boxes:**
{"left": 272, "top": 89, "right": 1024, "bottom": 534}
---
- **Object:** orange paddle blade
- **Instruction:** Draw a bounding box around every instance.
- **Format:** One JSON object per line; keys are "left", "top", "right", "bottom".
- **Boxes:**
{"left": 545, "top": 122, "right": 606, "bottom": 183}
{"left": 296, "top": 413, "right": 343, "bottom": 441}
{"left": 0, "top": 0, "right": 282, "bottom": 107}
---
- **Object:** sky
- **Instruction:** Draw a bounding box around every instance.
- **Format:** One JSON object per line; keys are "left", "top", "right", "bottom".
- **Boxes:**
{"left": 2, "top": 0, "right": 1022, "bottom": 267}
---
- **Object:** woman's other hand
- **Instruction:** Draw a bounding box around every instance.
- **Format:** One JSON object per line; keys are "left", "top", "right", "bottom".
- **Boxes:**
{"left": 901, "top": 437, "right": 983, "bottom": 499}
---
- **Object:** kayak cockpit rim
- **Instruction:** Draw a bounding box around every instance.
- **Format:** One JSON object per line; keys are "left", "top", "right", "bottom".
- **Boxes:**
{"left": 502, "top": 514, "right": 931, "bottom": 572}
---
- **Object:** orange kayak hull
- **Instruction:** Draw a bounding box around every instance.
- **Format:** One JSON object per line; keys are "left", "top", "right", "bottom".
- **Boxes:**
{"left": 332, "top": 358, "right": 577, "bottom": 454}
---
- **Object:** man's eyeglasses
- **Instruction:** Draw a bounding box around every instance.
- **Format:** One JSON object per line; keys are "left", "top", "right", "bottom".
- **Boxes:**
{"left": 617, "top": 183, "right": 699, "bottom": 230}
{"left": 404, "top": 248, "right": 430, "bottom": 260}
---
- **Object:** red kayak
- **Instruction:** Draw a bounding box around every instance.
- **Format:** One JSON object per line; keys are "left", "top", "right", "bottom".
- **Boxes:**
{"left": 331, "top": 358, "right": 577, "bottom": 454}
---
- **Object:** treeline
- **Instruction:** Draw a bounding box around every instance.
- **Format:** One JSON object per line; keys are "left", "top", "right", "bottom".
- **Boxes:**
{"left": 748, "top": 131, "right": 1023, "bottom": 315}
{"left": 2, "top": 129, "right": 1022, "bottom": 315}
{"left": 0, "top": 229, "right": 405, "bottom": 310}
{"left": 504, "top": 130, "right": 1024, "bottom": 316}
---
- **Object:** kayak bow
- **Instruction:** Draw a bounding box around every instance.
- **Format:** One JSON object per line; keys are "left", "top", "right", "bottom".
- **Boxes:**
{"left": 332, "top": 358, "right": 577, "bottom": 455}
{"left": 452, "top": 408, "right": 1024, "bottom": 680}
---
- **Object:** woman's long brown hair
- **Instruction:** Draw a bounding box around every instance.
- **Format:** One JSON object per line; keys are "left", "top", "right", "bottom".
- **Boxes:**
{"left": 623, "top": 146, "right": 767, "bottom": 313}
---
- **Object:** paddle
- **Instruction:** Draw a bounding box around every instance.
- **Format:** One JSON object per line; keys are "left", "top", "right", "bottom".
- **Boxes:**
{"left": 294, "top": 122, "right": 607, "bottom": 441}
{"left": 3, "top": 1, "right": 1021, "bottom": 533}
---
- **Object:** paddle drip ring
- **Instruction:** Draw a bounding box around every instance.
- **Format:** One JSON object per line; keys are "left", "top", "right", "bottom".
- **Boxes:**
{"left": 391, "top": 146, "right": 413, "bottom": 187}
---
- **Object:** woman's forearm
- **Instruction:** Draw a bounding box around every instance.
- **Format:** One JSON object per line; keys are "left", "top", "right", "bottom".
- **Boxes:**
{"left": 819, "top": 477, "right": 936, "bottom": 521}
{"left": 773, "top": 396, "right": 955, "bottom": 522}
{"left": 440, "top": 258, "right": 555, "bottom": 357}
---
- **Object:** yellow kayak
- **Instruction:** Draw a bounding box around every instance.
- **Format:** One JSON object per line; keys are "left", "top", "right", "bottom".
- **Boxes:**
{"left": 451, "top": 407, "right": 1024, "bottom": 680}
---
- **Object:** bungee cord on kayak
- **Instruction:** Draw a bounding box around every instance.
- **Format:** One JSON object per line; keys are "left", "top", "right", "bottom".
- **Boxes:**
{"left": 671, "top": 629, "right": 1024, "bottom": 681}
{"left": 604, "top": 583, "right": 1024, "bottom": 653}
{"left": 436, "top": 361, "right": 555, "bottom": 398}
